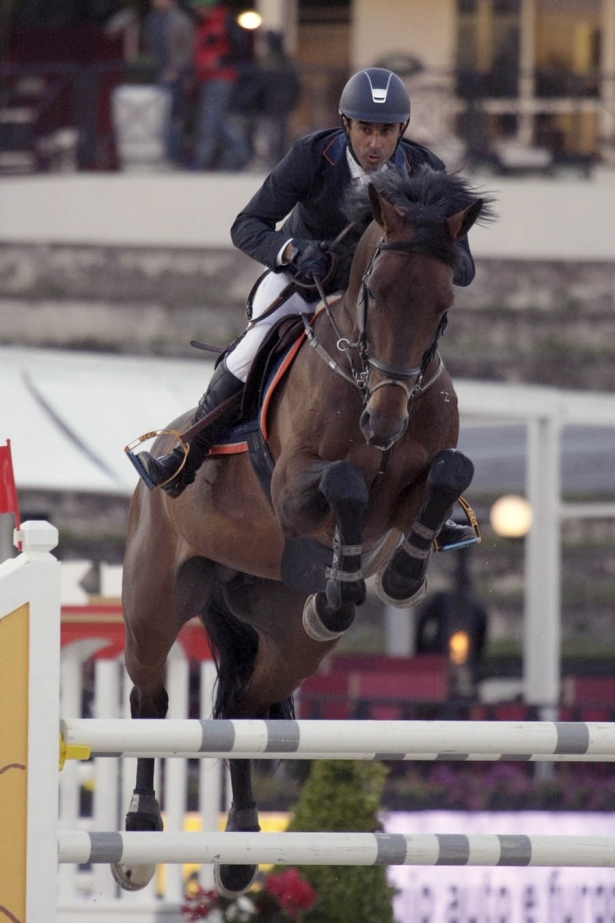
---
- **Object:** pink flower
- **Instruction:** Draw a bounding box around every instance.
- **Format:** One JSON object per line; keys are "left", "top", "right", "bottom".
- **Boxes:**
{"left": 265, "top": 869, "right": 317, "bottom": 918}
{"left": 182, "top": 886, "right": 220, "bottom": 921}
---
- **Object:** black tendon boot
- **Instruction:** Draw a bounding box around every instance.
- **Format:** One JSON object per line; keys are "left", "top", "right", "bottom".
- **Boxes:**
{"left": 136, "top": 362, "right": 243, "bottom": 498}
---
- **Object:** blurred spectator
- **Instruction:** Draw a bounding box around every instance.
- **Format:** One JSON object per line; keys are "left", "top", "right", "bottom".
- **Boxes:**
{"left": 143, "top": 0, "right": 195, "bottom": 165}
{"left": 255, "top": 30, "right": 301, "bottom": 168}
{"left": 190, "top": 0, "right": 251, "bottom": 171}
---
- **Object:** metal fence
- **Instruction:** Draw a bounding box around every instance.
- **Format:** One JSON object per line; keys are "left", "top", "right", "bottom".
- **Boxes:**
{"left": 0, "top": 59, "right": 608, "bottom": 175}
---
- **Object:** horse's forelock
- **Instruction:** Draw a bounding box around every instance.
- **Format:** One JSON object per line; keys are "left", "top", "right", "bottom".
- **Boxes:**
{"left": 337, "top": 166, "right": 495, "bottom": 286}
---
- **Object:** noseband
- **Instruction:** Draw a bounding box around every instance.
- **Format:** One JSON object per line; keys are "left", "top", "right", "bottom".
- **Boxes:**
{"left": 303, "top": 236, "right": 448, "bottom": 404}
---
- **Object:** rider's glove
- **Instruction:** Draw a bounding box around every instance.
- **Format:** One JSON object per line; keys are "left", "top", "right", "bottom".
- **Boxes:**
{"left": 287, "top": 239, "right": 332, "bottom": 285}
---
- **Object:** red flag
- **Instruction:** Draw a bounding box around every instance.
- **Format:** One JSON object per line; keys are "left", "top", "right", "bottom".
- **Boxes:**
{"left": 0, "top": 440, "right": 21, "bottom": 529}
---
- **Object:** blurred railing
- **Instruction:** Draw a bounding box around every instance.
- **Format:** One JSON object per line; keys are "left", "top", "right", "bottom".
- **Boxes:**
{"left": 1, "top": 59, "right": 611, "bottom": 175}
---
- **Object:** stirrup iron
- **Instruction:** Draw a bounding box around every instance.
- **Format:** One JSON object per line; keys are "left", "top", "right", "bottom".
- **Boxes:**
{"left": 125, "top": 429, "right": 189, "bottom": 490}
{"left": 433, "top": 496, "right": 481, "bottom": 553}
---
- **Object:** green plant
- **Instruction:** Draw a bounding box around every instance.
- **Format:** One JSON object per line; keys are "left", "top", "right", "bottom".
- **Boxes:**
{"left": 284, "top": 760, "right": 396, "bottom": 923}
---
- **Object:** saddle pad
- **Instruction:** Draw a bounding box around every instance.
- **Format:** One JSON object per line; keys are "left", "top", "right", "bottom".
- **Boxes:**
{"left": 208, "top": 325, "right": 307, "bottom": 456}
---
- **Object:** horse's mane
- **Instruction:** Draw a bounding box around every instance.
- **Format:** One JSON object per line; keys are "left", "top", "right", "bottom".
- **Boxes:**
{"left": 332, "top": 165, "right": 496, "bottom": 285}
{"left": 344, "top": 165, "right": 496, "bottom": 227}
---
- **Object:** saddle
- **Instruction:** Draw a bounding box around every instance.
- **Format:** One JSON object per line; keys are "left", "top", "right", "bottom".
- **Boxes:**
{"left": 208, "top": 313, "right": 309, "bottom": 503}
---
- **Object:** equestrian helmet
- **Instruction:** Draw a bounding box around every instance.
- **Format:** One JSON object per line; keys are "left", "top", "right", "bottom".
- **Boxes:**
{"left": 339, "top": 67, "right": 410, "bottom": 124}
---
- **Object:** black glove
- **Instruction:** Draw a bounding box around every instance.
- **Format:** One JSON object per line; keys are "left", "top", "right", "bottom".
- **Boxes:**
{"left": 287, "top": 239, "right": 332, "bottom": 285}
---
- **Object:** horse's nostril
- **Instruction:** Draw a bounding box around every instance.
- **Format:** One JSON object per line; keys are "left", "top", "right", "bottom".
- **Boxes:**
{"left": 359, "top": 410, "right": 373, "bottom": 443}
{"left": 361, "top": 406, "right": 409, "bottom": 450}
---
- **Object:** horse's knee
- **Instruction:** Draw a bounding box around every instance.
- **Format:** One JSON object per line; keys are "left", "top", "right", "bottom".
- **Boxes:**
{"left": 319, "top": 461, "right": 368, "bottom": 522}
{"left": 427, "top": 449, "right": 474, "bottom": 506}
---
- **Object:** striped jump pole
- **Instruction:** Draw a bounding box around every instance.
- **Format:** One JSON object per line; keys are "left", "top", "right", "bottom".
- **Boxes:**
{"left": 58, "top": 830, "right": 615, "bottom": 869}
{"left": 61, "top": 717, "right": 615, "bottom": 761}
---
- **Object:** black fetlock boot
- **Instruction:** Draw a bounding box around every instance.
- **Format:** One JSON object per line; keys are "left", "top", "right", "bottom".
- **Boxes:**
{"left": 136, "top": 361, "right": 243, "bottom": 498}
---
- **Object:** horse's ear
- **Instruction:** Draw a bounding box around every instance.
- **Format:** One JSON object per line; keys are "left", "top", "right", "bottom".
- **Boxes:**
{"left": 368, "top": 184, "right": 405, "bottom": 235}
{"left": 447, "top": 198, "right": 483, "bottom": 240}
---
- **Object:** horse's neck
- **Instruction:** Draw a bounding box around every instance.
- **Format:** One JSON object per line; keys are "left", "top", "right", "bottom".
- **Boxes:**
{"left": 315, "top": 292, "right": 356, "bottom": 346}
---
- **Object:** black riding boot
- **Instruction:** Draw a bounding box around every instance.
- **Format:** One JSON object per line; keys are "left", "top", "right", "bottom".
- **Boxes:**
{"left": 435, "top": 519, "right": 478, "bottom": 552}
{"left": 136, "top": 362, "right": 243, "bottom": 498}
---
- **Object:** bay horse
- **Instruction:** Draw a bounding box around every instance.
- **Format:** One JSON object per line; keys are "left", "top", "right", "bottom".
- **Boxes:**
{"left": 114, "top": 167, "right": 492, "bottom": 895}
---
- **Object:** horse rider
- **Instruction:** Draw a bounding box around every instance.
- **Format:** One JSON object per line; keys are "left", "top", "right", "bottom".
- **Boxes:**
{"left": 135, "top": 67, "right": 478, "bottom": 549}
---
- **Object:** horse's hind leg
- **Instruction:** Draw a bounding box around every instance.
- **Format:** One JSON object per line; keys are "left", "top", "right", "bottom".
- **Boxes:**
{"left": 111, "top": 546, "right": 211, "bottom": 890}
{"left": 110, "top": 684, "right": 168, "bottom": 891}
{"left": 109, "top": 691, "right": 166, "bottom": 889}
{"left": 214, "top": 759, "right": 261, "bottom": 897}
{"left": 377, "top": 448, "right": 474, "bottom": 606}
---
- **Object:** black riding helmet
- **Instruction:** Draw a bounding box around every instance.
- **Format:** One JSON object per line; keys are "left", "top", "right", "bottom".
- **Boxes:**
{"left": 339, "top": 67, "right": 411, "bottom": 124}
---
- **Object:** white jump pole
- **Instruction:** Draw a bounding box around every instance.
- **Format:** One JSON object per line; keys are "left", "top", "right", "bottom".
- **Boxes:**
{"left": 61, "top": 717, "right": 615, "bottom": 761}
{"left": 58, "top": 830, "right": 615, "bottom": 869}
{"left": 163, "top": 644, "right": 189, "bottom": 903}
{"left": 92, "top": 657, "right": 121, "bottom": 900}
{"left": 199, "top": 658, "right": 221, "bottom": 891}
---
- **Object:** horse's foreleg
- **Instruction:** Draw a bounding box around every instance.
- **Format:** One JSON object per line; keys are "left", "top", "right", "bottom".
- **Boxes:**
{"left": 301, "top": 460, "right": 369, "bottom": 641}
{"left": 377, "top": 448, "right": 474, "bottom": 606}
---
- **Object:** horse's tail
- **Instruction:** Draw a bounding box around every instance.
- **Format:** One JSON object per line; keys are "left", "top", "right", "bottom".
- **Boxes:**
{"left": 198, "top": 579, "right": 294, "bottom": 722}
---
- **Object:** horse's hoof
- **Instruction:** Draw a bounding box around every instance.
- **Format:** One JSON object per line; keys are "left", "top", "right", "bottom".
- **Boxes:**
{"left": 375, "top": 571, "right": 428, "bottom": 608}
{"left": 111, "top": 859, "right": 157, "bottom": 892}
{"left": 214, "top": 863, "right": 259, "bottom": 897}
{"left": 111, "top": 792, "right": 162, "bottom": 891}
{"left": 303, "top": 593, "right": 351, "bottom": 642}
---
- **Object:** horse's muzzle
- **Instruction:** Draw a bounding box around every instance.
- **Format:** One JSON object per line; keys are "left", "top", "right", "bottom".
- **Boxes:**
{"left": 359, "top": 405, "right": 409, "bottom": 450}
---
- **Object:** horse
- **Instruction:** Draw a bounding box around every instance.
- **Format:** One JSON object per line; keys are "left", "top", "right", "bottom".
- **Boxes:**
{"left": 114, "top": 167, "right": 492, "bottom": 896}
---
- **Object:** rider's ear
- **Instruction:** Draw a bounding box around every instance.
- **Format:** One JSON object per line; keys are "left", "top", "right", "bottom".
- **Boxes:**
{"left": 368, "top": 184, "right": 405, "bottom": 235}
{"left": 447, "top": 199, "right": 483, "bottom": 239}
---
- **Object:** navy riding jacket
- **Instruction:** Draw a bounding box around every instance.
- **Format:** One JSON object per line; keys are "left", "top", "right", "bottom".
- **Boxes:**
{"left": 231, "top": 128, "right": 476, "bottom": 287}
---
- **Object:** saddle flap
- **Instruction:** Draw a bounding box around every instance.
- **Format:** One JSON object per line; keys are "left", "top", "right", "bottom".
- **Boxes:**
{"left": 242, "top": 315, "right": 306, "bottom": 421}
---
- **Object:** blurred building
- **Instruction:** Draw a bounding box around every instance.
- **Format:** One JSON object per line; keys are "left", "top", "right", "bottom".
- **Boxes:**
{"left": 1, "top": 0, "right": 615, "bottom": 172}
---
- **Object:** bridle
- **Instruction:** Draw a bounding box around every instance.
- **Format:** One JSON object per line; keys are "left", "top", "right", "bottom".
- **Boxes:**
{"left": 302, "top": 235, "right": 448, "bottom": 404}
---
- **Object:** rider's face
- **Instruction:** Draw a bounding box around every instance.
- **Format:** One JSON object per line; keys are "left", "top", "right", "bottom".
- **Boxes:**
{"left": 344, "top": 119, "right": 405, "bottom": 172}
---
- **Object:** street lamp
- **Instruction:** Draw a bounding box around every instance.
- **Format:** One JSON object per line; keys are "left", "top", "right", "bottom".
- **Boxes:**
{"left": 490, "top": 494, "right": 533, "bottom": 539}
{"left": 237, "top": 10, "right": 263, "bottom": 29}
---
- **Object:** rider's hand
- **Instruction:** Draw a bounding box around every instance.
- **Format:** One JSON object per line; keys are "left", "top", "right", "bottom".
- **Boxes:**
{"left": 287, "top": 239, "right": 332, "bottom": 284}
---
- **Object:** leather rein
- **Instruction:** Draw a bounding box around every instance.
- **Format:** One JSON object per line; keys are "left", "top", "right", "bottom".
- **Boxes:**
{"left": 302, "top": 235, "right": 447, "bottom": 404}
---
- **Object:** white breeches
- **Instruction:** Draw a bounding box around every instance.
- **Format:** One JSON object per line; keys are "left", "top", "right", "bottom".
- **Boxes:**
{"left": 225, "top": 270, "right": 312, "bottom": 381}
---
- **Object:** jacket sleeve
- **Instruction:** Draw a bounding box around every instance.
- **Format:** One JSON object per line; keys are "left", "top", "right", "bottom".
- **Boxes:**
{"left": 230, "top": 139, "right": 315, "bottom": 269}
